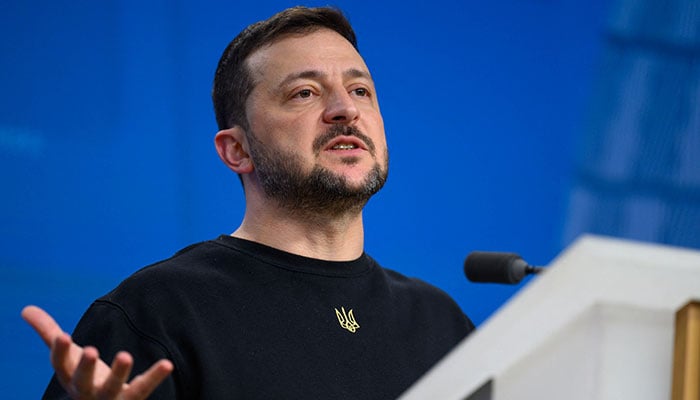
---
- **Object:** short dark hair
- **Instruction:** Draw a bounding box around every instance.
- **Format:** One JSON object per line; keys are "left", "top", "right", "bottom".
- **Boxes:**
{"left": 212, "top": 6, "right": 358, "bottom": 131}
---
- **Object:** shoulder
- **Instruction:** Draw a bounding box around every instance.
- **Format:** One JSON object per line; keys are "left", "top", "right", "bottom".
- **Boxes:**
{"left": 368, "top": 262, "right": 476, "bottom": 343}
{"left": 379, "top": 264, "right": 452, "bottom": 301}
{"left": 372, "top": 261, "right": 475, "bottom": 328}
{"left": 73, "top": 239, "right": 251, "bottom": 360}
{"left": 373, "top": 262, "right": 462, "bottom": 311}
{"left": 90, "top": 237, "right": 265, "bottom": 327}
{"left": 105, "top": 238, "right": 252, "bottom": 298}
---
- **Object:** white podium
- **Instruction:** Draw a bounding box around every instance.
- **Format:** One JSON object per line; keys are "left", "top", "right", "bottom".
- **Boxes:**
{"left": 400, "top": 235, "right": 700, "bottom": 400}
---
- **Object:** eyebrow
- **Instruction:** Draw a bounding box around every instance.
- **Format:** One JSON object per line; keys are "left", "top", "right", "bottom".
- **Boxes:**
{"left": 344, "top": 68, "right": 372, "bottom": 81}
{"left": 278, "top": 68, "right": 373, "bottom": 88}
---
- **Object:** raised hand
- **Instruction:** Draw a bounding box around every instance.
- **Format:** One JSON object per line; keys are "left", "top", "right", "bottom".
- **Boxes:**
{"left": 22, "top": 305, "right": 174, "bottom": 399}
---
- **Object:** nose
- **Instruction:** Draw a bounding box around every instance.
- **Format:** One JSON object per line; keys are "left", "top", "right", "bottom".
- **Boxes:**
{"left": 322, "top": 89, "right": 359, "bottom": 124}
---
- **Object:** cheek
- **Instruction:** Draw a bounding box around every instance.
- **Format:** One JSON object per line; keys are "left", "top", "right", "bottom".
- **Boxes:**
{"left": 248, "top": 108, "right": 294, "bottom": 139}
{"left": 252, "top": 113, "right": 320, "bottom": 155}
{"left": 366, "top": 113, "right": 387, "bottom": 145}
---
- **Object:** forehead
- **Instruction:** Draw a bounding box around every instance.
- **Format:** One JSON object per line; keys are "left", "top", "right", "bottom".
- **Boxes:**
{"left": 246, "top": 29, "right": 370, "bottom": 85}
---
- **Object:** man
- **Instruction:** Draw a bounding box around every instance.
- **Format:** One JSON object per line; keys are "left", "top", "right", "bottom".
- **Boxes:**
{"left": 23, "top": 6, "right": 474, "bottom": 399}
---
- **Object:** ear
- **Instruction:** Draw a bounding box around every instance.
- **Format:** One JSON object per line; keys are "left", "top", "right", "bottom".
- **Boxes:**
{"left": 214, "top": 126, "right": 254, "bottom": 174}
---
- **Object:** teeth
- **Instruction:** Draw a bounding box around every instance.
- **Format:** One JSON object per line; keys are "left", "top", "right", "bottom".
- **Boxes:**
{"left": 332, "top": 144, "right": 356, "bottom": 150}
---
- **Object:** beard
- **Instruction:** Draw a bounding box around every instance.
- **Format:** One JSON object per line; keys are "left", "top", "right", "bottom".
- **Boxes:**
{"left": 246, "top": 125, "right": 388, "bottom": 218}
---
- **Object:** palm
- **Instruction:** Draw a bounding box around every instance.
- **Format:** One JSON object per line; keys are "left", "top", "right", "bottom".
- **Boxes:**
{"left": 22, "top": 305, "right": 173, "bottom": 399}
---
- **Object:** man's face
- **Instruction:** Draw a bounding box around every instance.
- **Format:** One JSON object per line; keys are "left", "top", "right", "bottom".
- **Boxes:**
{"left": 242, "top": 29, "right": 388, "bottom": 215}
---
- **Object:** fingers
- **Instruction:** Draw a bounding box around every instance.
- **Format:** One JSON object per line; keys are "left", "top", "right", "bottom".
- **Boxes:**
{"left": 53, "top": 344, "right": 170, "bottom": 400}
{"left": 24, "top": 306, "right": 85, "bottom": 392}
{"left": 99, "top": 351, "right": 133, "bottom": 398}
{"left": 51, "top": 332, "right": 76, "bottom": 385}
{"left": 23, "top": 305, "right": 174, "bottom": 399}
{"left": 21, "top": 305, "right": 64, "bottom": 348}
{"left": 123, "top": 359, "right": 174, "bottom": 398}
{"left": 72, "top": 346, "right": 99, "bottom": 398}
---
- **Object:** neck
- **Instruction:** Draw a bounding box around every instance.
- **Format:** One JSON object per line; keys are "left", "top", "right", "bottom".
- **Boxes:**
{"left": 232, "top": 195, "right": 366, "bottom": 261}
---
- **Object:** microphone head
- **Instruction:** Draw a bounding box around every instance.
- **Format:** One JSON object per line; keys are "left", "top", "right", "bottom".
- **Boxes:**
{"left": 464, "top": 251, "right": 528, "bottom": 284}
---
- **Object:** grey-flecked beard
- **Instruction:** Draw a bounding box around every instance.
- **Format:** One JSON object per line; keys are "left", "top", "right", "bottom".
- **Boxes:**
{"left": 246, "top": 126, "right": 388, "bottom": 219}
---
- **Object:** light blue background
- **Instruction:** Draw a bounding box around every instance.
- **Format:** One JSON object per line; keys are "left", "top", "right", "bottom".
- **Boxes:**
{"left": 3, "top": 0, "right": 698, "bottom": 397}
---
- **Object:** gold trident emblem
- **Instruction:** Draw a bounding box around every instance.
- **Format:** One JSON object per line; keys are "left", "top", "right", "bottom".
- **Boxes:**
{"left": 335, "top": 307, "right": 360, "bottom": 333}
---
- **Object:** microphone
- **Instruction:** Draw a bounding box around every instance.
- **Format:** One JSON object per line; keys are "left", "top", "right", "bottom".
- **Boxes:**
{"left": 464, "top": 251, "right": 543, "bottom": 284}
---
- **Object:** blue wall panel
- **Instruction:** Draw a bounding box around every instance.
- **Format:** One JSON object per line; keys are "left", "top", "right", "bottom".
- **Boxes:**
{"left": 6, "top": 0, "right": 697, "bottom": 397}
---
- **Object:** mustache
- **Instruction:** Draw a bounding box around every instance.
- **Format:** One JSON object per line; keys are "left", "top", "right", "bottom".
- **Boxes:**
{"left": 312, "top": 125, "right": 376, "bottom": 156}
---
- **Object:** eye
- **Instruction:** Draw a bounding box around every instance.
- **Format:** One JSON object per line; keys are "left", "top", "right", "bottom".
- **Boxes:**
{"left": 352, "top": 87, "right": 370, "bottom": 97}
{"left": 294, "top": 89, "right": 313, "bottom": 99}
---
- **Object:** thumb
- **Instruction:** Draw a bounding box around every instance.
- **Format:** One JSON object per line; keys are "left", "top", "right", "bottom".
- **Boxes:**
{"left": 22, "top": 305, "right": 65, "bottom": 348}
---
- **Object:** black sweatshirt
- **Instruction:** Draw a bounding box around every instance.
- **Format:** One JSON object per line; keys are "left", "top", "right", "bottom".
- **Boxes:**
{"left": 45, "top": 235, "right": 474, "bottom": 399}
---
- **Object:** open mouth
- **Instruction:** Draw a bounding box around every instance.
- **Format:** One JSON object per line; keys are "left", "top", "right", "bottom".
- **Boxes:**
{"left": 331, "top": 143, "right": 358, "bottom": 150}
{"left": 325, "top": 136, "right": 367, "bottom": 152}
